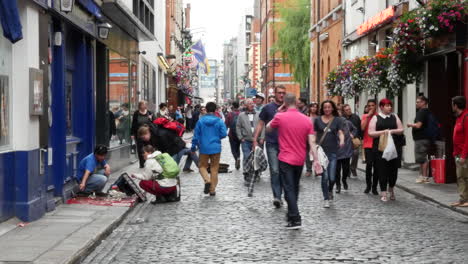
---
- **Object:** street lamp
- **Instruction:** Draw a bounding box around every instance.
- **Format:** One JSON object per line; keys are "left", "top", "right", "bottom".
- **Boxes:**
{"left": 60, "top": 0, "right": 75, "bottom": 13}
{"left": 97, "top": 22, "right": 112, "bottom": 40}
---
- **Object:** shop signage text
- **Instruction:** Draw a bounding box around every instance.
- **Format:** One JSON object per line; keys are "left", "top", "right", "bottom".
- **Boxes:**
{"left": 357, "top": 6, "right": 395, "bottom": 36}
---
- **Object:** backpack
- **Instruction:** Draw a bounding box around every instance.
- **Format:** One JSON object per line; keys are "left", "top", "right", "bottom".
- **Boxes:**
{"left": 153, "top": 117, "right": 186, "bottom": 137}
{"left": 423, "top": 111, "right": 441, "bottom": 142}
{"left": 154, "top": 153, "right": 180, "bottom": 179}
{"left": 229, "top": 112, "right": 239, "bottom": 139}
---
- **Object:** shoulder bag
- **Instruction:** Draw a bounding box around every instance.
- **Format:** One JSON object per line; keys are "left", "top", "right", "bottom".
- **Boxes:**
{"left": 314, "top": 117, "right": 334, "bottom": 173}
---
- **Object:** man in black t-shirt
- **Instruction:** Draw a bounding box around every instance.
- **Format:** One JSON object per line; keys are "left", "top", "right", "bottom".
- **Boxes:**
{"left": 407, "top": 95, "right": 431, "bottom": 183}
{"left": 343, "top": 104, "right": 362, "bottom": 176}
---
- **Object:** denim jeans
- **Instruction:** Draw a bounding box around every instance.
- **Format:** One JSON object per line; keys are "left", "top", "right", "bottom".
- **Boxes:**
{"left": 321, "top": 153, "right": 337, "bottom": 200}
{"left": 84, "top": 169, "right": 108, "bottom": 193}
{"left": 266, "top": 142, "right": 282, "bottom": 200}
{"left": 173, "top": 148, "right": 199, "bottom": 170}
{"left": 279, "top": 161, "right": 303, "bottom": 222}
{"left": 241, "top": 140, "right": 253, "bottom": 169}
{"left": 229, "top": 136, "right": 241, "bottom": 160}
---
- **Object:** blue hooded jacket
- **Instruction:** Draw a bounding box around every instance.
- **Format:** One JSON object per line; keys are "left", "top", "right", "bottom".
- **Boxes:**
{"left": 191, "top": 114, "right": 227, "bottom": 155}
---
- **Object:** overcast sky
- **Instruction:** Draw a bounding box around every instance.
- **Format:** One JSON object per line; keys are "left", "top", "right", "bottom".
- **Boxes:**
{"left": 184, "top": 0, "right": 254, "bottom": 61}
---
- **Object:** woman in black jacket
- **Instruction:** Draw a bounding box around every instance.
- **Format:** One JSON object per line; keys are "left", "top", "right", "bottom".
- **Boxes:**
{"left": 131, "top": 101, "right": 155, "bottom": 168}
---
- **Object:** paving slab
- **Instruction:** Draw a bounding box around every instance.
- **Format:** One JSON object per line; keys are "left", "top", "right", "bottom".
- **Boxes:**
{"left": 358, "top": 162, "right": 468, "bottom": 215}
{"left": 0, "top": 163, "right": 140, "bottom": 264}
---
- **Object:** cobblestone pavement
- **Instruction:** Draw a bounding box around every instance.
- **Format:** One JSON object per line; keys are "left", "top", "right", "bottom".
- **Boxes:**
{"left": 83, "top": 139, "right": 468, "bottom": 264}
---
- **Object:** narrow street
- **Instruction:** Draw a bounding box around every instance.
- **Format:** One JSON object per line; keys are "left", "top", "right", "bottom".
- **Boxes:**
{"left": 83, "top": 140, "right": 468, "bottom": 264}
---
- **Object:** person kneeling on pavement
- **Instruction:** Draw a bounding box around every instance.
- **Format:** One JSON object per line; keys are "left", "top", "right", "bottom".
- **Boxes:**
{"left": 76, "top": 145, "right": 110, "bottom": 197}
{"left": 132, "top": 145, "right": 181, "bottom": 203}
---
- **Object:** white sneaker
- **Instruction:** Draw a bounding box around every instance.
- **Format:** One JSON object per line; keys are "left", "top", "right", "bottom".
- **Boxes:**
{"left": 323, "top": 200, "right": 330, "bottom": 208}
{"left": 416, "top": 176, "right": 425, "bottom": 183}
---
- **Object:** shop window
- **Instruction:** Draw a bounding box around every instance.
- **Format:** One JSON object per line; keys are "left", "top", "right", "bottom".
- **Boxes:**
{"left": 142, "top": 62, "right": 150, "bottom": 102}
{"left": 108, "top": 51, "right": 131, "bottom": 148}
{"left": 0, "top": 76, "right": 9, "bottom": 147}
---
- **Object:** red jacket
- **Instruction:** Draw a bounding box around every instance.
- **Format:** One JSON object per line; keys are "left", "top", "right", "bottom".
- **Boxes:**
{"left": 453, "top": 109, "right": 468, "bottom": 158}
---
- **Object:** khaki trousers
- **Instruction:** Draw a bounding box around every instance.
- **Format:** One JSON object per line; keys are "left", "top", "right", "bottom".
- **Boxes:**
{"left": 456, "top": 162, "right": 468, "bottom": 203}
{"left": 199, "top": 153, "right": 221, "bottom": 193}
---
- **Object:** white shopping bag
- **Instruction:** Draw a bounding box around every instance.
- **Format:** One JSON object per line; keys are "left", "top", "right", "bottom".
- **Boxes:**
{"left": 382, "top": 133, "right": 398, "bottom": 161}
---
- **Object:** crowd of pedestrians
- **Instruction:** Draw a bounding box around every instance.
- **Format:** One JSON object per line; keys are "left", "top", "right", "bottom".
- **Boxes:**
{"left": 74, "top": 87, "right": 468, "bottom": 229}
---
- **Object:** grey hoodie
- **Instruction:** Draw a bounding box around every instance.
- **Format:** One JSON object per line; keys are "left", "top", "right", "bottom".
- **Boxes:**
{"left": 236, "top": 111, "right": 265, "bottom": 142}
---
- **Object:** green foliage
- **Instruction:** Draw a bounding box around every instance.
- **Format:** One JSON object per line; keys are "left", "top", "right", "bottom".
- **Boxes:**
{"left": 272, "top": 0, "right": 310, "bottom": 89}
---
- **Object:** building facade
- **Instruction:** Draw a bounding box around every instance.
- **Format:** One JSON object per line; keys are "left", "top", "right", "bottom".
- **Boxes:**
{"left": 0, "top": 0, "right": 170, "bottom": 222}
{"left": 340, "top": 0, "right": 468, "bottom": 182}
{"left": 309, "top": 0, "right": 344, "bottom": 103}
{"left": 260, "top": 0, "right": 300, "bottom": 98}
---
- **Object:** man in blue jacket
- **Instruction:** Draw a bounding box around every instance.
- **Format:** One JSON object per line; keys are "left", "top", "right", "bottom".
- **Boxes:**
{"left": 191, "top": 102, "right": 227, "bottom": 196}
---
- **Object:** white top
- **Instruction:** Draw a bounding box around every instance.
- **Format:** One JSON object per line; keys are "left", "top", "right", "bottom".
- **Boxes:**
{"left": 132, "top": 151, "right": 177, "bottom": 187}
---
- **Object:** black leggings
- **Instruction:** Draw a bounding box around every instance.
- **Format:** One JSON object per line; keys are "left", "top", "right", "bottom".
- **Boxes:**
{"left": 365, "top": 148, "right": 379, "bottom": 190}
{"left": 376, "top": 153, "right": 399, "bottom": 192}
{"left": 336, "top": 158, "right": 350, "bottom": 187}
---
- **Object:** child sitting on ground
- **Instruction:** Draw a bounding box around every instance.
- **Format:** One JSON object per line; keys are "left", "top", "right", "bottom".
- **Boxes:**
{"left": 132, "top": 145, "right": 180, "bottom": 203}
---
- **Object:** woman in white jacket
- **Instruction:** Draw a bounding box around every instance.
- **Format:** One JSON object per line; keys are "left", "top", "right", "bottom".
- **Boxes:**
{"left": 132, "top": 145, "right": 179, "bottom": 202}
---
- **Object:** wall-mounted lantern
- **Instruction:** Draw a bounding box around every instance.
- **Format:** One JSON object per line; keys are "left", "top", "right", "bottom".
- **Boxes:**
{"left": 97, "top": 22, "right": 112, "bottom": 39}
{"left": 60, "top": 0, "right": 75, "bottom": 13}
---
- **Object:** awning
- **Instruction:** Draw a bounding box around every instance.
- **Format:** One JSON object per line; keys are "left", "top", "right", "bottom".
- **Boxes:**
{"left": 157, "top": 53, "right": 170, "bottom": 73}
{"left": 0, "top": 0, "right": 23, "bottom": 43}
{"left": 77, "top": 0, "right": 103, "bottom": 20}
{"left": 101, "top": 0, "right": 155, "bottom": 41}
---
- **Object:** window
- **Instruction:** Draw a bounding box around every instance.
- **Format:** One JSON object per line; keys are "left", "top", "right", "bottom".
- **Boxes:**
{"left": 108, "top": 51, "right": 131, "bottom": 148}
{"left": 133, "top": 0, "right": 155, "bottom": 34}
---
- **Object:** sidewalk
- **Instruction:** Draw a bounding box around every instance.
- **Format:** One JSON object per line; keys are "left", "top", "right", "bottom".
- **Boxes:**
{"left": 0, "top": 163, "right": 140, "bottom": 264}
{"left": 358, "top": 162, "right": 468, "bottom": 216}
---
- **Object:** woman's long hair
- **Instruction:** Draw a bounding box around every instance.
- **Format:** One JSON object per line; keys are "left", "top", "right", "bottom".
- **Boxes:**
{"left": 319, "top": 100, "right": 339, "bottom": 117}
{"left": 308, "top": 102, "right": 319, "bottom": 116}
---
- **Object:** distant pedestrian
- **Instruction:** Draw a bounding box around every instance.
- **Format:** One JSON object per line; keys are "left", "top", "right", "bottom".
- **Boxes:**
{"left": 305, "top": 102, "right": 319, "bottom": 177}
{"left": 225, "top": 102, "right": 242, "bottom": 170}
{"left": 267, "top": 93, "right": 317, "bottom": 229}
{"left": 191, "top": 102, "right": 227, "bottom": 196}
{"left": 450, "top": 96, "right": 468, "bottom": 207}
{"left": 236, "top": 99, "right": 265, "bottom": 181}
{"left": 297, "top": 98, "right": 308, "bottom": 115}
{"left": 185, "top": 104, "right": 193, "bottom": 132}
{"left": 255, "top": 93, "right": 265, "bottom": 113}
{"left": 343, "top": 104, "right": 362, "bottom": 177}
{"left": 335, "top": 115, "right": 357, "bottom": 193}
{"left": 361, "top": 99, "right": 379, "bottom": 195}
{"left": 158, "top": 103, "right": 170, "bottom": 119}
{"left": 131, "top": 100, "right": 155, "bottom": 168}
{"left": 268, "top": 95, "right": 275, "bottom": 103}
{"left": 314, "top": 100, "right": 344, "bottom": 208}
{"left": 368, "top": 99, "right": 404, "bottom": 202}
{"left": 407, "top": 95, "right": 432, "bottom": 183}
{"left": 253, "top": 85, "right": 286, "bottom": 208}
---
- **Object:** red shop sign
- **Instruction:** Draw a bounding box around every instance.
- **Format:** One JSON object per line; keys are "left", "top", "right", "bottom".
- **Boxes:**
{"left": 357, "top": 6, "right": 395, "bottom": 36}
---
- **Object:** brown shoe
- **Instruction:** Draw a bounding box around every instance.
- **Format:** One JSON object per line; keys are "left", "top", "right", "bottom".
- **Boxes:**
{"left": 450, "top": 201, "right": 463, "bottom": 207}
{"left": 305, "top": 171, "right": 312, "bottom": 177}
{"left": 460, "top": 202, "right": 468, "bottom": 207}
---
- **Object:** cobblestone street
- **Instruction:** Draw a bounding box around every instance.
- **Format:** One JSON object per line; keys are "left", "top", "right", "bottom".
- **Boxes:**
{"left": 83, "top": 140, "right": 468, "bottom": 263}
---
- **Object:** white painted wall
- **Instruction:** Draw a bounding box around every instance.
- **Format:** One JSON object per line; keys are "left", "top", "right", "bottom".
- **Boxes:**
{"left": 11, "top": 0, "right": 40, "bottom": 151}
{"left": 138, "top": 0, "right": 166, "bottom": 109}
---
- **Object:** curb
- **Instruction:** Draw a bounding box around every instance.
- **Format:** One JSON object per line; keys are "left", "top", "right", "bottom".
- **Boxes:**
{"left": 68, "top": 205, "right": 136, "bottom": 264}
{"left": 357, "top": 168, "right": 468, "bottom": 217}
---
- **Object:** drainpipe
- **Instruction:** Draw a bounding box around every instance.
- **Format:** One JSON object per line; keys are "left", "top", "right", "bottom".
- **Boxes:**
{"left": 316, "top": 0, "right": 321, "bottom": 102}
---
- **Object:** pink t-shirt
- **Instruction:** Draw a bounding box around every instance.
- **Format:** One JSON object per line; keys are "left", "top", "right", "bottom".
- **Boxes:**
{"left": 269, "top": 108, "right": 315, "bottom": 166}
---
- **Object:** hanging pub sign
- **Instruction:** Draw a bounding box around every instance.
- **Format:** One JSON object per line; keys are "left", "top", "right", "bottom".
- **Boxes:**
{"left": 357, "top": 6, "right": 395, "bottom": 36}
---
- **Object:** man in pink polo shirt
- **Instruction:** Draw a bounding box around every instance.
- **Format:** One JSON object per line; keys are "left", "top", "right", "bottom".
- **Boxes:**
{"left": 267, "top": 93, "right": 319, "bottom": 230}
